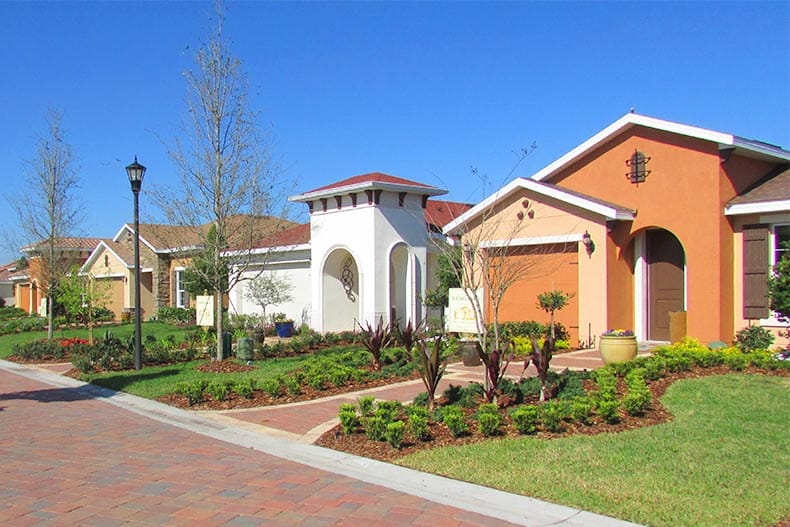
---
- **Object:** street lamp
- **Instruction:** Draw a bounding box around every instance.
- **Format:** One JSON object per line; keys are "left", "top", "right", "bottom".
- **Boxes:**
{"left": 126, "top": 157, "right": 146, "bottom": 370}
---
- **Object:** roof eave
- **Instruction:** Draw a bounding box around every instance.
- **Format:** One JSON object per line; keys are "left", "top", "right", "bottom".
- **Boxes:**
{"left": 724, "top": 200, "right": 790, "bottom": 216}
{"left": 290, "top": 181, "right": 447, "bottom": 203}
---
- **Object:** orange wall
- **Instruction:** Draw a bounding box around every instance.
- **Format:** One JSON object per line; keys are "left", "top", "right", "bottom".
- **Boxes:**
{"left": 550, "top": 127, "right": 772, "bottom": 342}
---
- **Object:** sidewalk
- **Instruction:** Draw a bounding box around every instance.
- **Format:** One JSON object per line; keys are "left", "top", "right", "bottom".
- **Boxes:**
{"left": 0, "top": 358, "right": 643, "bottom": 526}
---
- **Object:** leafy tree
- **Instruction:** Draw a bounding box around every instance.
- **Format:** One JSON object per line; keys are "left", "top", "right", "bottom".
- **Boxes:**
{"left": 422, "top": 246, "right": 461, "bottom": 327}
{"left": 7, "top": 109, "right": 83, "bottom": 339}
{"left": 57, "top": 268, "right": 110, "bottom": 344}
{"left": 244, "top": 271, "right": 294, "bottom": 323}
{"left": 769, "top": 241, "right": 790, "bottom": 322}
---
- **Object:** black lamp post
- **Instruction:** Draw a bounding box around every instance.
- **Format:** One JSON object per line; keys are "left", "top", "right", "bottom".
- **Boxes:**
{"left": 126, "top": 157, "right": 146, "bottom": 370}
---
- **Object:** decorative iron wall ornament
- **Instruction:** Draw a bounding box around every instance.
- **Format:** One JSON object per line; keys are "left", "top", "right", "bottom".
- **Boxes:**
{"left": 626, "top": 149, "right": 651, "bottom": 185}
{"left": 341, "top": 257, "right": 355, "bottom": 301}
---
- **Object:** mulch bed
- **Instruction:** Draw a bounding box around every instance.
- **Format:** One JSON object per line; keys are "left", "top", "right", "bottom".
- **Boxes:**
{"left": 314, "top": 365, "right": 789, "bottom": 463}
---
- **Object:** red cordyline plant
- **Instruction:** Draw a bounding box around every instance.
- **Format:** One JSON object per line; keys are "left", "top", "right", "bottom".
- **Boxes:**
{"left": 414, "top": 335, "right": 447, "bottom": 411}
{"left": 356, "top": 318, "right": 393, "bottom": 371}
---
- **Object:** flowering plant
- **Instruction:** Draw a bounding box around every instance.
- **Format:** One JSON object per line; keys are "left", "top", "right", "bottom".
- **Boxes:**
{"left": 602, "top": 329, "right": 634, "bottom": 337}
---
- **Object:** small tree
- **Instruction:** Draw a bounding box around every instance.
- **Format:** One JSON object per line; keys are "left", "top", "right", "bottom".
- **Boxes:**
{"left": 244, "top": 272, "right": 294, "bottom": 324}
{"left": 7, "top": 109, "right": 83, "bottom": 339}
{"left": 537, "top": 290, "right": 572, "bottom": 348}
{"left": 57, "top": 268, "right": 110, "bottom": 344}
{"left": 422, "top": 246, "right": 461, "bottom": 328}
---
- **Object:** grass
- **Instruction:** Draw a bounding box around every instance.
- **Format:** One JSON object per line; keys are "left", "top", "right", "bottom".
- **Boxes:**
{"left": 399, "top": 374, "right": 790, "bottom": 527}
{"left": 0, "top": 322, "right": 192, "bottom": 360}
{"left": 81, "top": 344, "right": 363, "bottom": 399}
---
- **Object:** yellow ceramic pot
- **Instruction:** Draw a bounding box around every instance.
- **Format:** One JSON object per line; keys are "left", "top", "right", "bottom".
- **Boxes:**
{"left": 599, "top": 336, "right": 637, "bottom": 365}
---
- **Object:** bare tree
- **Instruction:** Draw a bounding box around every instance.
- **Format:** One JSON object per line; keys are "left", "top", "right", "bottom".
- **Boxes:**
{"left": 244, "top": 271, "right": 294, "bottom": 324}
{"left": 440, "top": 149, "right": 564, "bottom": 402}
{"left": 153, "top": 2, "right": 288, "bottom": 360}
{"left": 9, "top": 109, "right": 82, "bottom": 339}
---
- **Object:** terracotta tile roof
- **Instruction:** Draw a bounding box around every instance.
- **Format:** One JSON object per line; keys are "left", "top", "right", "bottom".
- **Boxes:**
{"left": 424, "top": 200, "right": 474, "bottom": 230}
{"left": 225, "top": 216, "right": 300, "bottom": 251}
{"left": 22, "top": 237, "right": 103, "bottom": 254}
{"left": 0, "top": 262, "right": 16, "bottom": 282}
{"left": 252, "top": 223, "right": 311, "bottom": 249}
{"left": 133, "top": 224, "right": 206, "bottom": 251}
{"left": 727, "top": 167, "right": 790, "bottom": 205}
{"left": 306, "top": 172, "right": 436, "bottom": 194}
{"left": 103, "top": 240, "right": 134, "bottom": 266}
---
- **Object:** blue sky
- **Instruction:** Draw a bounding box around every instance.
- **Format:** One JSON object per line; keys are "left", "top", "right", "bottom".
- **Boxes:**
{"left": 1, "top": 1, "right": 788, "bottom": 263}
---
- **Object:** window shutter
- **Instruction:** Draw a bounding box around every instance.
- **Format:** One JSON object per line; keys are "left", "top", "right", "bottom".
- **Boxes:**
{"left": 743, "top": 224, "right": 769, "bottom": 319}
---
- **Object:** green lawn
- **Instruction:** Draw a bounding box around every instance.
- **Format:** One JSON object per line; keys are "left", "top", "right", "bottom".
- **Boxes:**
{"left": 0, "top": 322, "right": 192, "bottom": 360}
{"left": 400, "top": 374, "right": 790, "bottom": 527}
{"left": 81, "top": 344, "right": 362, "bottom": 399}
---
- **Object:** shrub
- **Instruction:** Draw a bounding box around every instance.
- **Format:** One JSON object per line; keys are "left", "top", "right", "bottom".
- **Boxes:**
{"left": 234, "top": 378, "right": 256, "bottom": 399}
{"left": 442, "top": 406, "right": 469, "bottom": 437}
{"left": 557, "top": 371, "right": 586, "bottom": 400}
{"left": 175, "top": 380, "right": 207, "bottom": 406}
{"left": 721, "top": 349, "right": 749, "bottom": 371}
{"left": 594, "top": 368, "right": 618, "bottom": 402}
{"left": 385, "top": 421, "right": 406, "bottom": 449}
{"left": 156, "top": 306, "right": 196, "bottom": 325}
{"left": 597, "top": 399, "right": 621, "bottom": 424}
{"left": 622, "top": 369, "right": 651, "bottom": 416}
{"left": 363, "top": 415, "right": 388, "bottom": 441}
{"left": 477, "top": 412, "right": 501, "bottom": 437}
{"left": 376, "top": 400, "right": 402, "bottom": 422}
{"left": 540, "top": 401, "right": 565, "bottom": 433}
{"left": 734, "top": 325, "right": 775, "bottom": 352}
{"left": 12, "top": 339, "right": 63, "bottom": 361}
{"left": 357, "top": 395, "right": 377, "bottom": 417}
{"left": 206, "top": 381, "right": 231, "bottom": 401}
{"left": 338, "top": 403, "right": 359, "bottom": 434}
{"left": 570, "top": 397, "right": 594, "bottom": 425}
{"left": 283, "top": 375, "right": 301, "bottom": 395}
{"left": 260, "top": 378, "right": 281, "bottom": 397}
{"left": 408, "top": 413, "right": 430, "bottom": 441}
{"left": 307, "top": 373, "right": 325, "bottom": 390}
{"left": 509, "top": 406, "right": 537, "bottom": 434}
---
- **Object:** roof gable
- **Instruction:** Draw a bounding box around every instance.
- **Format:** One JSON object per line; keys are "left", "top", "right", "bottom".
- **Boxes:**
{"left": 444, "top": 178, "right": 635, "bottom": 235}
{"left": 533, "top": 113, "right": 790, "bottom": 183}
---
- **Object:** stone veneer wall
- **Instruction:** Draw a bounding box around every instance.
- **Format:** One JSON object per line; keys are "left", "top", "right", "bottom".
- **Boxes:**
{"left": 117, "top": 231, "right": 171, "bottom": 314}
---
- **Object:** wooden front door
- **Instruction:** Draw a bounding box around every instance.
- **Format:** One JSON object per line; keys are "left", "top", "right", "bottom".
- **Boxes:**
{"left": 646, "top": 230, "right": 684, "bottom": 341}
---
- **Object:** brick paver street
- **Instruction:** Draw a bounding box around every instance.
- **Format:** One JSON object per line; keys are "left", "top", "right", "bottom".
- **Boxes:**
{"left": 0, "top": 355, "right": 644, "bottom": 526}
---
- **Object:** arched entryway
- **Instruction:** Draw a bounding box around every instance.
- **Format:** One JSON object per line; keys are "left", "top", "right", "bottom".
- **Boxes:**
{"left": 389, "top": 244, "right": 409, "bottom": 327}
{"left": 641, "top": 229, "right": 685, "bottom": 341}
{"left": 321, "top": 249, "right": 359, "bottom": 332}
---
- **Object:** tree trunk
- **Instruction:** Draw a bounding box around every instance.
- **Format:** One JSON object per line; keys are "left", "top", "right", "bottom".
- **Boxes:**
{"left": 215, "top": 291, "right": 223, "bottom": 361}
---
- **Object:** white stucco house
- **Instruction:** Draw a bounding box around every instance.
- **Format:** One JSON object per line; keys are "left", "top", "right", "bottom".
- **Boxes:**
{"left": 228, "top": 173, "right": 471, "bottom": 332}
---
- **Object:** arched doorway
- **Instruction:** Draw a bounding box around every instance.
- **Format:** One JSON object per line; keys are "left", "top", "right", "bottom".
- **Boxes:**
{"left": 644, "top": 229, "right": 685, "bottom": 341}
{"left": 389, "top": 244, "right": 409, "bottom": 327}
{"left": 322, "top": 249, "right": 359, "bottom": 332}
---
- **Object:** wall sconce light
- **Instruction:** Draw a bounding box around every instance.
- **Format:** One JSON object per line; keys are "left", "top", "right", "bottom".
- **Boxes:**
{"left": 582, "top": 230, "right": 595, "bottom": 257}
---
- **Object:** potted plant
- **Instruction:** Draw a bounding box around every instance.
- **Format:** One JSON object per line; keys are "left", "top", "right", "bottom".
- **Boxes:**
{"left": 599, "top": 329, "right": 637, "bottom": 364}
{"left": 273, "top": 313, "right": 294, "bottom": 338}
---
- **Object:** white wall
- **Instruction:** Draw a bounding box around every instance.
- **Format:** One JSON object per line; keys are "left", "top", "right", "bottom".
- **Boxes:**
{"left": 229, "top": 247, "right": 312, "bottom": 325}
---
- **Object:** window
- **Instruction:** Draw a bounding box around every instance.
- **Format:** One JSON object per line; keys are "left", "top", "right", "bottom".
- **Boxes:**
{"left": 175, "top": 270, "right": 189, "bottom": 308}
{"left": 773, "top": 225, "right": 790, "bottom": 267}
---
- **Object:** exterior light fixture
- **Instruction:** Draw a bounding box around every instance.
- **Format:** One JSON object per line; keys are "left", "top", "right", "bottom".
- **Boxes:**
{"left": 126, "top": 156, "right": 147, "bottom": 370}
{"left": 582, "top": 230, "right": 595, "bottom": 257}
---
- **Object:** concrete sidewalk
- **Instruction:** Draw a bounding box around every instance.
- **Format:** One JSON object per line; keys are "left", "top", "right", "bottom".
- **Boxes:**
{"left": 0, "top": 359, "right": 642, "bottom": 526}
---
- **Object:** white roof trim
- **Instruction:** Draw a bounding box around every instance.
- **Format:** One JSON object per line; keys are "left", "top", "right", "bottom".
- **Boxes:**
{"left": 223, "top": 243, "right": 311, "bottom": 258}
{"left": 532, "top": 113, "right": 790, "bottom": 182}
{"left": 724, "top": 200, "right": 790, "bottom": 216}
{"left": 480, "top": 233, "right": 582, "bottom": 249}
{"left": 113, "top": 224, "right": 159, "bottom": 254}
{"left": 290, "top": 181, "right": 446, "bottom": 202}
{"left": 444, "top": 177, "right": 633, "bottom": 235}
{"left": 80, "top": 241, "right": 133, "bottom": 274}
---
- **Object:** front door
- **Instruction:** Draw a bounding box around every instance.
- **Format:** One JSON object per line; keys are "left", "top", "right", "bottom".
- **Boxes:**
{"left": 646, "top": 230, "right": 684, "bottom": 341}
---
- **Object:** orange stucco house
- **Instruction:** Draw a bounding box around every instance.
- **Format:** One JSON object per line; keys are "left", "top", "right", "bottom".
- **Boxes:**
{"left": 446, "top": 113, "right": 790, "bottom": 346}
